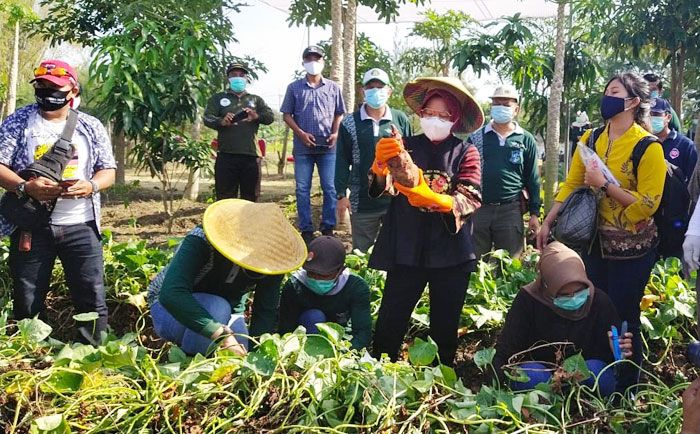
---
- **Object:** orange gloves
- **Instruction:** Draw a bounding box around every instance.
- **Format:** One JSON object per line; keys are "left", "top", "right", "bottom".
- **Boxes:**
{"left": 393, "top": 169, "right": 453, "bottom": 213}
{"left": 371, "top": 137, "right": 403, "bottom": 176}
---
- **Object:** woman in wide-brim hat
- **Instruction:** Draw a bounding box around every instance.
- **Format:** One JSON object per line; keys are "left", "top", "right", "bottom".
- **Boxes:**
{"left": 148, "top": 199, "right": 307, "bottom": 356}
{"left": 368, "top": 77, "right": 484, "bottom": 366}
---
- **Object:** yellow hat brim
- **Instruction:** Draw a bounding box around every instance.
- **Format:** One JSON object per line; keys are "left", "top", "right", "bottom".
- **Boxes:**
{"left": 202, "top": 199, "right": 307, "bottom": 275}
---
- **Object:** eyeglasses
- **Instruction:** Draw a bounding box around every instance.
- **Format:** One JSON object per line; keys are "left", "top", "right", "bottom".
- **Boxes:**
{"left": 420, "top": 108, "right": 452, "bottom": 120}
{"left": 33, "top": 66, "right": 74, "bottom": 81}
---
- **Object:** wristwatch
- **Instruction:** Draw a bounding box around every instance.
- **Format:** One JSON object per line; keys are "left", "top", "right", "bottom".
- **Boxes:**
{"left": 15, "top": 181, "right": 27, "bottom": 198}
{"left": 600, "top": 181, "right": 610, "bottom": 194}
{"left": 89, "top": 180, "right": 100, "bottom": 196}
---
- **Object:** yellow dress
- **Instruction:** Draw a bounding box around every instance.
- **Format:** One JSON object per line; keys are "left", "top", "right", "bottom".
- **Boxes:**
{"left": 556, "top": 123, "right": 666, "bottom": 234}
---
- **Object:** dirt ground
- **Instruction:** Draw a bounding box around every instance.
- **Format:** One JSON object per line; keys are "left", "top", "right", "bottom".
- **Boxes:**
{"left": 101, "top": 165, "right": 352, "bottom": 247}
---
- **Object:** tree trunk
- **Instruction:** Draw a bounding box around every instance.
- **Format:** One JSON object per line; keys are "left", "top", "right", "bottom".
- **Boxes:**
{"left": 113, "top": 128, "right": 126, "bottom": 184}
{"left": 341, "top": 0, "right": 357, "bottom": 112}
{"left": 278, "top": 124, "right": 291, "bottom": 176}
{"left": 669, "top": 46, "right": 685, "bottom": 118}
{"left": 184, "top": 114, "right": 202, "bottom": 200}
{"left": 543, "top": 0, "right": 567, "bottom": 212}
{"left": 6, "top": 20, "right": 19, "bottom": 116}
{"left": 330, "top": 0, "right": 344, "bottom": 85}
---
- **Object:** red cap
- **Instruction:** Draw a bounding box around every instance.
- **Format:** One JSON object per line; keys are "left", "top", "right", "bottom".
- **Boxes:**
{"left": 32, "top": 59, "right": 78, "bottom": 87}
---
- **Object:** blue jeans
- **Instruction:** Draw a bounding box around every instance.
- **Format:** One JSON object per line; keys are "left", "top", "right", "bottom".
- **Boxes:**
{"left": 151, "top": 293, "right": 248, "bottom": 355}
{"left": 581, "top": 241, "right": 656, "bottom": 390}
{"left": 9, "top": 221, "right": 107, "bottom": 345}
{"left": 298, "top": 309, "right": 326, "bottom": 334}
{"left": 294, "top": 153, "right": 337, "bottom": 232}
{"left": 511, "top": 360, "right": 617, "bottom": 397}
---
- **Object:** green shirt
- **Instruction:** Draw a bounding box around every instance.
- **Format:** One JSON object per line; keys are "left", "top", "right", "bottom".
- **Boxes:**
{"left": 468, "top": 122, "right": 542, "bottom": 214}
{"left": 278, "top": 272, "right": 372, "bottom": 349}
{"left": 149, "top": 227, "right": 282, "bottom": 338}
{"left": 335, "top": 105, "right": 413, "bottom": 213}
{"left": 203, "top": 91, "right": 274, "bottom": 156}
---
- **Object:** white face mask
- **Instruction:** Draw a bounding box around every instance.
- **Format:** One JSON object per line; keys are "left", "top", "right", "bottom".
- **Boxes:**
{"left": 420, "top": 116, "right": 454, "bottom": 142}
{"left": 303, "top": 61, "right": 324, "bottom": 76}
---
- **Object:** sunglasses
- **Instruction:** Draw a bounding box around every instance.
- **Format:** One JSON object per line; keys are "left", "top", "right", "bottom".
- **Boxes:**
{"left": 33, "top": 66, "right": 74, "bottom": 80}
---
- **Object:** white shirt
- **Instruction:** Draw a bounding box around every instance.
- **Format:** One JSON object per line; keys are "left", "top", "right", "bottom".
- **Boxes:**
{"left": 26, "top": 112, "right": 93, "bottom": 225}
{"left": 360, "top": 103, "right": 393, "bottom": 137}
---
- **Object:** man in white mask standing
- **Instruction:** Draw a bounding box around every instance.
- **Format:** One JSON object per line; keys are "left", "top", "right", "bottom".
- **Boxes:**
{"left": 469, "top": 85, "right": 541, "bottom": 259}
{"left": 281, "top": 45, "right": 345, "bottom": 245}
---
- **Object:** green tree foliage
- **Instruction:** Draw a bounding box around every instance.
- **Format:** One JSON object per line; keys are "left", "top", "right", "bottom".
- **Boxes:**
{"left": 575, "top": 0, "right": 700, "bottom": 115}
{"left": 400, "top": 9, "right": 474, "bottom": 77}
{"left": 287, "top": 0, "right": 421, "bottom": 27}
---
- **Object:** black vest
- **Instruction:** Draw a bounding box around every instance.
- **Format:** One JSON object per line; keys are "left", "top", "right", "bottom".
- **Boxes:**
{"left": 369, "top": 134, "right": 477, "bottom": 270}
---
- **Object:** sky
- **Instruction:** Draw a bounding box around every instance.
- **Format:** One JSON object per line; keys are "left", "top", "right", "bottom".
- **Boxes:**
{"left": 230, "top": 0, "right": 559, "bottom": 110}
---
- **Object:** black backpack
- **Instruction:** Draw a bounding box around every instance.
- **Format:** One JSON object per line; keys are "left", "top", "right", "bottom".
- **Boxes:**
{"left": 589, "top": 126, "right": 690, "bottom": 258}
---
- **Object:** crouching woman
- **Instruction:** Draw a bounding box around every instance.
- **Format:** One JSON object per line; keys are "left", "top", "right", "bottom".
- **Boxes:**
{"left": 494, "top": 242, "right": 633, "bottom": 396}
{"left": 147, "top": 199, "right": 307, "bottom": 356}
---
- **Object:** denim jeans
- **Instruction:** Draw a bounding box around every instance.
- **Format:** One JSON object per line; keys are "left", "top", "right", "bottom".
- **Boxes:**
{"left": 294, "top": 153, "right": 337, "bottom": 232}
{"left": 9, "top": 221, "right": 107, "bottom": 345}
{"left": 151, "top": 292, "right": 248, "bottom": 355}
{"left": 298, "top": 309, "right": 326, "bottom": 334}
{"left": 511, "top": 360, "right": 617, "bottom": 397}
{"left": 581, "top": 240, "right": 656, "bottom": 390}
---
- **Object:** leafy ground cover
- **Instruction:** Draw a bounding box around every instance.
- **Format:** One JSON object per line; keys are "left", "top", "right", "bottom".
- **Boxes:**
{"left": 0, "top": 231, "right": 696, "bottom": 433}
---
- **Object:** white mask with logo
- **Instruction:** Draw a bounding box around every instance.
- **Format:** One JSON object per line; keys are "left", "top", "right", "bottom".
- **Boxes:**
{"left": 420, "top": 116, "right": 454, "bottom": 142}
{"left": 303, "top": 61, "right": 324, "bottom": 76}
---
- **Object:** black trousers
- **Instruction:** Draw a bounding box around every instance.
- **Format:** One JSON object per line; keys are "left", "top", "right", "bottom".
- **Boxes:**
{"left": 372, "top": 263, "right": 472, "bottom": 366}
{"left": 215, "top": 153, "right": 261, "bottom": 202}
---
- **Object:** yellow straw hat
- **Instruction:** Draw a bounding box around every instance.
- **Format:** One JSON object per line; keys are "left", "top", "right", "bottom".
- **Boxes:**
{"left": 403, "top": 76, "right": 484, "bottom": 134}
{"left": 202, "top": 199, "right": 307, "bottom": 275}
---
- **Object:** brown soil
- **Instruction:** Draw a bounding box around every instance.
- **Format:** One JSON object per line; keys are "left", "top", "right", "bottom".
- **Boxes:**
{"left": 101, "top": 170, "right": 352, "bottom": 248}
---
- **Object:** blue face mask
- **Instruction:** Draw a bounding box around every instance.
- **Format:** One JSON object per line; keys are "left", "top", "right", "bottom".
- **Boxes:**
{"left": 650, "top": 116, "right": 666, "bottom": 134}
{"left": 364, "top": 87, "right": 389, "bottom": 109}
{"left": 650, "top": 90, "right": 659, "bottom": 99}
{"left": 553, "top": 288, "right": 590, "bottom": 311}
{"left": 229, "top": 77, "right": 247, "bottom": 93}
{"left": 490, "top": 105, "right": 514, "bottom": 124}
{"left": 306, "top": 277, "right": 337, "bottom": 295}
{"left": 600, "top": 95, "right": 631, "bottom": 120}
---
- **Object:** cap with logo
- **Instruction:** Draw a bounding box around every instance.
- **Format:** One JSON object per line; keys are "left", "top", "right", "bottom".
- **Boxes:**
{"left": 302, "top": 236, "right": 346, "bottom": 275}
{"left": 651, "top": 97, "right": 672, "bottom": 115}
{"left": 31, "top": 59, "right": 78, "bottom": 87}
{"left": 490, "top": 85, "right": 520, "bottom": 103}
{"left": 226, "top": 63, "right": 250, "bottom": 75}
{"left": 303, "top": 45, "right": 325, "bottom": 59}
{"left": 362, "top": 68, "right": 391, "bottom": 86}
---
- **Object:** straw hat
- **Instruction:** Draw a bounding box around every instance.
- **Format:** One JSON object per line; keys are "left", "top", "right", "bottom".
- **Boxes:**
{"left": 202, "top": 199, "right": 307, "bottom": 275}
{"left": 403, "top": 77, "right": 484, "bottom": 134}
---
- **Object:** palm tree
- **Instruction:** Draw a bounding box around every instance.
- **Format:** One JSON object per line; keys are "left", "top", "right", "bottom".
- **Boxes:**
{"left": 341, "top": 0, "right": 357, "bottom": 111}
{"left": 329, "top": 0, "right": 343, "bottom": 84}
{"left": 543, "top": 0, "right": 567, "bottom": 211}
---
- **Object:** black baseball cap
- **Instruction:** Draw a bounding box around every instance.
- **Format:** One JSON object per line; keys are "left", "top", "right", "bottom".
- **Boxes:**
{"left": 226, "top": 63, "right": 250, "bottom": 75}
{"left": 651, "top": 98, "right": 672, "bottom": 115}
{"left": 303, "top": 236, "right": 345, "bottom": 275}
{"left": 302, "top": 45, "right": 325, "bottom": 59}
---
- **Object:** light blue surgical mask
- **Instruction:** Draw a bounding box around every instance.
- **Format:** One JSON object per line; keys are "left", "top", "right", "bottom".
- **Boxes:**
{"left": 490, "top": 105, "right": 514, "bottom": 124}
{"left": 553, "top": 288, "right": 590, "bottom": 311}
{"left": 650, "top": 90, "right": 659, "bottom": 99}
{"left": 364, "top": 87, "right": 389, "bottom": 109}
{"left": 650, "top": 116, "right": 666, "bottom": 134}
{"left": 229, "top": 77, "right": 247, "bottom": 93}
{"left": 306, "top": 277, "right": 337, "bottom": 295}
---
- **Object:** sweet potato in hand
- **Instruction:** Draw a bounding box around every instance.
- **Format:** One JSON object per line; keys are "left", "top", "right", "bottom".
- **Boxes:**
{"left": 383, "top": 125, "right": 420, "bottom": 187}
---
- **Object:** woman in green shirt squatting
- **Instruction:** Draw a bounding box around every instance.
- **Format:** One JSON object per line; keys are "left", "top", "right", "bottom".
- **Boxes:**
{"left": 147, "top": 199, "right": 307, "bottom": 356}
{"left": 278, "top": 236, "right": 372, "bottom": 350}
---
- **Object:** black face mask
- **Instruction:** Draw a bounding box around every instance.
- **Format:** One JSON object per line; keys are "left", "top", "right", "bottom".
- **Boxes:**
{"left": 35, "top": 87, "right": 70, "bottom": 112}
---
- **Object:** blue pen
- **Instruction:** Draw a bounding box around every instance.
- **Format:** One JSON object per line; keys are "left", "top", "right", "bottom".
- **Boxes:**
{"left": 611, "top": 325, "right": 622, "bottom": 361}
